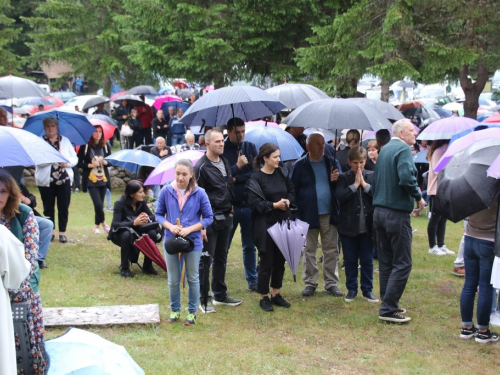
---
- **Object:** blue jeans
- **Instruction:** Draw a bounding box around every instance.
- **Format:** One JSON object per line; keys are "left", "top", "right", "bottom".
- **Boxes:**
{"left": 339, "top": 233, "right": 374, "bottom": 294}
{"left": 228, "top": 206, "right": 257, "bottom": 287}
{"left": 164, "top": 249, "right": 202, "bottom": 314}
{"left": 460, "top": 236, "right": 495, "bottom": 328}
{"left": 171, "top": 134, "right": 185, "bottom": 146}
{"left": 36, "top": 216, "right": 53, "bottom": 262}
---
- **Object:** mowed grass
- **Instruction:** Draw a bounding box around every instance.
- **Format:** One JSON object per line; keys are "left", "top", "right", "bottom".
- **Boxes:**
{"left": 33, "top": 187, "right": 500, "bottom": 375}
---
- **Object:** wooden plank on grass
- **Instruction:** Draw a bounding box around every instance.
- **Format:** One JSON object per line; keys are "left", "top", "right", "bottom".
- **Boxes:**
{"left": 43, "top": 304, "right": 160, "bottom": 326}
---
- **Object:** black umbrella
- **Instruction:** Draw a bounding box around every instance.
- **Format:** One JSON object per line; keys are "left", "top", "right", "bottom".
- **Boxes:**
{"left": 433, "top": 138, "right": 500, "bottom": 223}
{"left": 113, "top": 94, "right": 145, "bottom": 107}
{"left": 128, "top": 85, "right": 158, "bottom": 95}
{"left": 82, "top": 95, "right": 110, "bottom": 111}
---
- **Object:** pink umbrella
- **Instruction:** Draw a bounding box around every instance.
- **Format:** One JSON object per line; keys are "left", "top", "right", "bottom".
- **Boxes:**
{"left": 484, "top": 113, "right": 500, "bottom": 123}
{"left": 145, "top": 150, "right": 206, "bottom": 185}
{"left": 245, "top": 120, "right": 280, "bottom": 128}
{"left": 110, "top": 90, "right": 127, "bottom": 103}
{"left": 205, "top": 85, "right": 215, "bottom": 91}
{"left": 153, "top": 95, "right": 182, "bottom": 110}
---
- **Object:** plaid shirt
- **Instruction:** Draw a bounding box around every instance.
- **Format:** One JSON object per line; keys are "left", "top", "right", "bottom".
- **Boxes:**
{"left": 180, "top": 143, "right": 200, "bottom": 151}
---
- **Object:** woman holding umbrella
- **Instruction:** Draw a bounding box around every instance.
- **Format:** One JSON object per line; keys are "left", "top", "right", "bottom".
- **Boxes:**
{"left": 35, "top": 117, "right": 78, "bottom": 243}
{"left": 155, "top": 159, "right": 213, "bottom": 325}
{"left": 246, "top": 143, "right": 296, "bottom": 312}
{"left": 77, "top": 125, "right": 112, "bottom": 234}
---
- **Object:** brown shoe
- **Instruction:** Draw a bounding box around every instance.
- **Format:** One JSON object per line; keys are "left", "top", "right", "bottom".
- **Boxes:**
{"left": 452, "top": 266, "right": 465, "bottom": 277}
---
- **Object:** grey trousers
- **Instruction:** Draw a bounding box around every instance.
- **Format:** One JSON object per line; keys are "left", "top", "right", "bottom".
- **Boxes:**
{"left": 373, "top": 207, "right": 413, "bottom": 316}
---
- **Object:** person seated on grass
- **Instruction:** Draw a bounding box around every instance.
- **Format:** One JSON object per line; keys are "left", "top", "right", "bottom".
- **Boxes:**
{"left": 109, "top": 180, "right": 160, "bottom": 278}
{"left": 336, "top": 146, "right": 378, "bottom": 303}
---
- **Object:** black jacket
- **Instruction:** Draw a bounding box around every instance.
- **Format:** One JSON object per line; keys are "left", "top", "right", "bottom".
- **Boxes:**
{"left": 110, "top": 196, "right": 155, "bottom": 238}
{"left": 152, "top": 117, "right": 169, "bottom": 139}
{"left": 222, "top": 139, "right": 258, "bottom": 207}
{"left": 194, "top": 154, "right": 234, "bottom": 213}
{"left": 113, "top": 104, "right": 133, "bottom": 126}
{"left": 150, "top": 145, "right": 172, "bottom": 160}
{"left": 336, "top": 147, "right": 351, "bottom": 172}
{"left": 290, "top": 154, "right": 341, "bottom": 228}
{"left": 335, "top": 169, "right": 373, "bottom": 237}
{"left": 77, "top": 143, "right": 112, "bottom": 192}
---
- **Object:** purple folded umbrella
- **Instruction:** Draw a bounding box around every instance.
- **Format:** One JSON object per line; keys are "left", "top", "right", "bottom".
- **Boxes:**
{"left": 144, "top": 150, "right": 205, "bottom": 185}
{"left": 417, "top": 117, "right": 477, "bottom": 141}
{"left": 434, "top": 127, "right": 500, "bottom": 172}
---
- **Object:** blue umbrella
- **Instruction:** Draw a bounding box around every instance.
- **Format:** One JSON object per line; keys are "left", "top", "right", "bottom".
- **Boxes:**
{"left": 105, "top": 149, "right": 161, "bottom": 174}
{"left": 160, "top": 100, "right": 190, "bottom": 115}
{"left": 245, "top": 125, "right": 304, "bottom": 161}
{"left": 449, "top": 123, "right": 500, "bottom": 145}
{"left": 181, "top": 86, "right": 286, "bottom": 127}
{"left": 0, "top": 126, "right": 68, "bottom": 167}
{"left": 23, "top": 108, "right": 96, "bottom": 146}
{"left": 1, "top": 105, "right": 12, "bottom": 113}
{"left": 413, "top": 150, "right": 429, "bottom": 164}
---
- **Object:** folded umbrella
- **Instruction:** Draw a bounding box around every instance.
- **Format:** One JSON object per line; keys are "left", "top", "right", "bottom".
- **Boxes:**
{"left": 416, "top": 117, "right": 477, "bottom": 141}
{"left": 127, "top": 85, "right": 158, "bottom": 96}
{"left": 134, "top": 234, "right": 166, "bottom": 272}
{"left": 153, "top": 95, "right": 182, "bottom": 110}
{"left": 82, "top": 96, "right": 110, "bottom": 111}
{"left": 144, "top": 150, "right": 205, "bottom": 185}
{"left": 89, "top": 119, "right": 117, "bottom": 141}
{"left": 244, "top": 125, "right": 304, "bottom": 161}
{"left": 265, "top": 83, "right": 329, "bottom": 110}
{"left": 0, "top": 126, "right": 69, "bottom": 167}
{"left": 105, "top": 149, "right": 161, "bottom": 174}
{"left": 433, "top": 138, "right": 500, "bottom": 223}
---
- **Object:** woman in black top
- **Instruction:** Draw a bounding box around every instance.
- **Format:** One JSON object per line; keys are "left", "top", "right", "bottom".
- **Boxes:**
{"left": 246, "top": 143, "right": 296, "bottom": 312}
{"left": 110, "top": 180, "right": 160, "bottom": 277}
{"left": 128, "top": 109, "right": 142, "bottom": 149}
{"left": 77, "top": 125, "right": 112, "bottom": 234}
{"left": 152, "top": 109, "right": 169, "bottom": 139}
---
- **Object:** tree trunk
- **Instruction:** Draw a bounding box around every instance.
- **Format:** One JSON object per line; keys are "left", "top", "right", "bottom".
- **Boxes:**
{"left": 102, "top": 75, "right": 112, "bottom": 97}
{"left": 380, "top": 78, "right": 390, "bottom": 102}
{"left": 459, "top": 61, "right": 489, "bottom": 119}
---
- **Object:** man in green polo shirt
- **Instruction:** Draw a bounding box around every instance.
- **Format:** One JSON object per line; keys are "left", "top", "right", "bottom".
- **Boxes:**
{"left": 372, "top": 119, "right": 425, "bottom": 323}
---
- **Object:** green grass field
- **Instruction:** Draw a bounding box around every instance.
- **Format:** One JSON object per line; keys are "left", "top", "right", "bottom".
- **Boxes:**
{"left": 36, "top": 188, "right": 499, "bottom": 375}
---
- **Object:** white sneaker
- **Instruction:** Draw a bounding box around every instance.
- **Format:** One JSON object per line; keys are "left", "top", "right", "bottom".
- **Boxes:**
{"left": 428, "top": 245, "right": 446, "bottom": 256}
{"left": 490, "top": 312, "right": 500, "bottom": 327}
{"left": 439, "top": 245, "right": 455, "bottom": 255}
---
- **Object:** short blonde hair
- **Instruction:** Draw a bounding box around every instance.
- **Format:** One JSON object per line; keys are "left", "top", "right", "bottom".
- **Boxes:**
{"left": 367, "top": 140, "right": 378, "bottom": 150}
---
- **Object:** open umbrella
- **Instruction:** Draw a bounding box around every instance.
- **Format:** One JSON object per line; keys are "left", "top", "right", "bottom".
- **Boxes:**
{"left": 82, "top": 95, "right": 110, "bottom": 111}
{"left": 303, "top": 127, "right": 339, "bottom": 142}
{"left": 432, "top": 138, "right": 500, "bottom": 223}
{"left": 204, "top": 85, "right": 215, "bottom": 92}
{"left": 245, "top": 120, "right": 280, "bottom": 128}
{"left": 433, "top": 108, "right": 454, "bottom": 118}
{"left": 265, "top": 83, "right": 329, "bottom": 109}
{"left": 160, "top": 100, "right": 190, "bottom": 115}
{"left": 267, "top": 213, "right": 309, "bottom": 281}
{"left": 153, "top": 95, "right": 182, "bottom": 110}
{"left": 89, "top": 119, "right": 117, "bottom": 141}
{"left": 347, "top": 98, "right": 404, "bottom": 121}
{"left": 0, "top": 126, "right": 69, "bottom": 167}
{"left": 113, "top": 94, "right": 144, "bottom": 107}
{"left": 88, "top": 114, "right": 117, "bottom": 127}
{"left": 0, "top": 75, "right": 46, "bottom": 98}
{"left": 173, "top": 79, "right": 188, "bottom": 89}
{"left": 398, "top": 100, "right": 425, "bottom": 112}
{"left": 177, "top": 89, "right": 192, "bottom": 102}
{"left": 181, "top": 86, "right": 286, "bottom": 127}
{"left": 21, "top": 96, "right": 51, "bottom": 106}
{"left": 483, "top": 113, "right": 500, "bottom": 123}
{"left": 134, "top": 234, "right": 166, "bottom": 272}
{"left": 44, "top": 327, "right": 145, "bottom": 375}
{"left": 413, "top": 150, "right": 429, "bottom": 164}
{"left": 110, "top": 90, "right": 128, "bottom": 103}
{"left": 23, "top": 108, "right": 96, "bottom": 146}
{"left": 144, "top": 150, "right": 205, "bottom": 185}
{"left": 244, "top": 125, "right": 304, "bottom": 161}
{"left": 417, "top": 117, "right": 477, "bottom": 141}
{"left": 128, "top": 85, "right": 158, "bottom": 96}
{"left": 105, "top": 149, "right": 161, "bottom": 174}
{"left": 487, "top": 153, "right": 500, "bottom": 179}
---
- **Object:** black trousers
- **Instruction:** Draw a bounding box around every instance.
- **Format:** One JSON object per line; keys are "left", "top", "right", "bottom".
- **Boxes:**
{"left": 256, "top": 234, "right": 286, "bottom": 295}
{"left": 129, "top": 131, "right": 143, "bottom": 149}
{"left": 72, "top": 166, "right": 81, "bottom": 189}
{"left": 38, "top": 182, "right": 71, "bottom": 232}
{"left": 199, "top": 216, "right": 233, "bottom": 303}
{"left": 142, "top": 127, "right": 153, "bottom": 145}
{"left": 427, "top": 196, "right": 447, "bottom": 248}
{"left": 111, "top": 229, "right": 156, "bottom": 270}
{"left": 373, "top": 207, "right": 413, "bottom": 316}
{"left": 88, "top": 185, "right": 107, "bottom": 225}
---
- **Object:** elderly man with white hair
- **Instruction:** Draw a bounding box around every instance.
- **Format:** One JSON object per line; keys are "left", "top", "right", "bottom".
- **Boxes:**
{"left": 150, "top": 137, "right": 173, "bottom": 160}
{"left": 180, "top": 133, "right": 201, "bottom": 151}
{"left": 372, "top": 119, "right": 426, "bottom": 323}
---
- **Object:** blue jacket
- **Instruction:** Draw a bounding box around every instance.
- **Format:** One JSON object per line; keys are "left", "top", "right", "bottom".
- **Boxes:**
{"left": 290, "top": 154, "right": 341, "bottom": 228}
{"left": 155, "top": 185, "right": 214, "bottom": 250}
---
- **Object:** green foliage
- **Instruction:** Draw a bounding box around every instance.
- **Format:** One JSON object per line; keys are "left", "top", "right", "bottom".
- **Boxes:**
{"left": 0, "top": 0, "right": 21, "bottom": 74}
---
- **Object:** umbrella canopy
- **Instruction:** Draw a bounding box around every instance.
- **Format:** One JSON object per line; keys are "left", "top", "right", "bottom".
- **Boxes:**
{"left": 484, "top": 113, "right": 500, "bottom": 123}
{"left": 23, "top": 108, "right": 96, "bottom": 146}
{"left": 134, "top": 235, "right": 166, "bottom": 272}
{"left": 346, "top": 98, "right": 405, "bottom": 121}
{"left": 205, "top": 85, "right": 215, "bottom": 91}
{"left": 82, "top": 96, "right": 110, "bottom": 111}
{"left": 281, "top": 98, "right": 392, "bottom": 131}
{"left": 488, "top": 153, "right": 500, "bottom": 179}
{"left": 152, "top": 95, "right": 182, "bottom": 110}
{"left": 401, "top": 106, "right": 441, "bottom": 124}
{"left": 177, "top": 89, "right": 192, "bottom": 102}
{"left": 303, "top": 127, "right": 339, "bottom": 142}
{"left": 109, "top": 90, "right": 128, "bottom": 103}
{"left": 244, "top": 126, "right": 304, "bottom": 161}
{"left": 416, "top": 117, "right": 478, "bottom": 141}
{"left": 145, "top": 150, "right": 205, "bottom": 185}
{"left": 432, "top": 138, "right": 500, "bottom": 223}
{"left": 113, "top": 94, "right": 144, "bottom": 107}
{"left": 0, "top": 126, "right": 69, "bottom": 167}
{"left": 21, "top": 96, "right": 51, "bottom": 106}
{"left": 88, "top": 114, "right": 117, "bottom": 127}
{"left": 267, "top": 215, "right": 309, "bottom": 281}
{"left": 127, "top": 85, "right": 158, "bottom": 96}
{"left": 173, "top": 79, "right": 188, "bottom": 89}
{"left": 160, "top": 101, "right": 190, "bottom": 115}
{"left": 105, "top": 149, "right": 161, "bottom": 174}
{"left": 245, "top": 120, "right": 280, "bottom": 128}
{"left": 434, "top": 127, "right": 500, "bottom": 172}
{"left": 89, "top": 119, "right": 117, "bottom": 141}
{"left": 0, "top": 75, "right": 46, "bottom": 98}
{"left": 394, "top": 80, "right": 415, "bottom": 88}
{"left": 413, "top": 150, "right": 429, "bottom": 164}
{"left": 44, "top": 327, "right": 145, "bottom": 375}
{"left": 265, "top": 83, "right": 329, "bottom": 109}
{"left": 399, "top": 100, "right": 425, "bottom": 112}
{"left": 181, "top": 86, "right": 286, "bottom": 127}
{"left": 433, "top": 108, "right": 454, "bottom": 118}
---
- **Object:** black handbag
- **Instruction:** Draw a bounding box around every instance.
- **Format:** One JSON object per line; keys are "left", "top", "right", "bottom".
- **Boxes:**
{"left": 212, "top": 211, "right": 227, "bottom": 231}
{"left": 164, "top": 235, "right": 195, "bottom": 255}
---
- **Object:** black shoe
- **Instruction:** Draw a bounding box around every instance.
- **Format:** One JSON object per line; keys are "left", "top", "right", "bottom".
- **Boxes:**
{"left": 143, "top": 266, "right": 158, "bottom": 275}
{"left": 271, "top": 294, "right": 291, "bottom": 308}
{"left": 301, "top": 286, "right": 316, "bottom": 297}
{"left": 379, "top": 311, "right": 411, "bottom": 323}
{"left": 247, "top": 284, "right": 258, "bottom": 292}
{"left": 120, "top": 269, "right": 134, "bottom": 278}
{"left": 344, "top": 291, "right": 357, "bottom": 302}
{"left": 59, "top": 235, "right": 68, "bottom": 243}
{"left": 259, "top": 296, "right": 274, "bottom": 312}
{"left": 362, "top": 292, "right": 380, "bottom": 303}
{"left": 460, "top": 325, "right": 477, "bottom": 339}
{"left": 325, "top": 285, "right": 344, "bottom": 297}
{"left": 38, "top": 260, "right": 48, "bottom": 269}
{"left": 475, "top": 330, "right": 499, "bottom": 343}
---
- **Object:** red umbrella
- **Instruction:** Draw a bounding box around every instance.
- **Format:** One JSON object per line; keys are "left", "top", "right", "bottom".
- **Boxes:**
{"left": 484, "top": 113, "right": 500, "bottom": 123}
{"left": 110, "top": 90, "right": 128, "bottom": 103}
{"left": 134, "top": 234, "right": 167, "bottom": 272}
{"left": 153, "top": 95, "right": 182, "bottom": 110}
{"left": 89, "top": 119, "right": 117, "bottom": 141}
{"left": 173, "top": 80, "right": 188, "bottom": 89}
{"left": 398, "top": 100, "right": 425, "bottom": 112}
